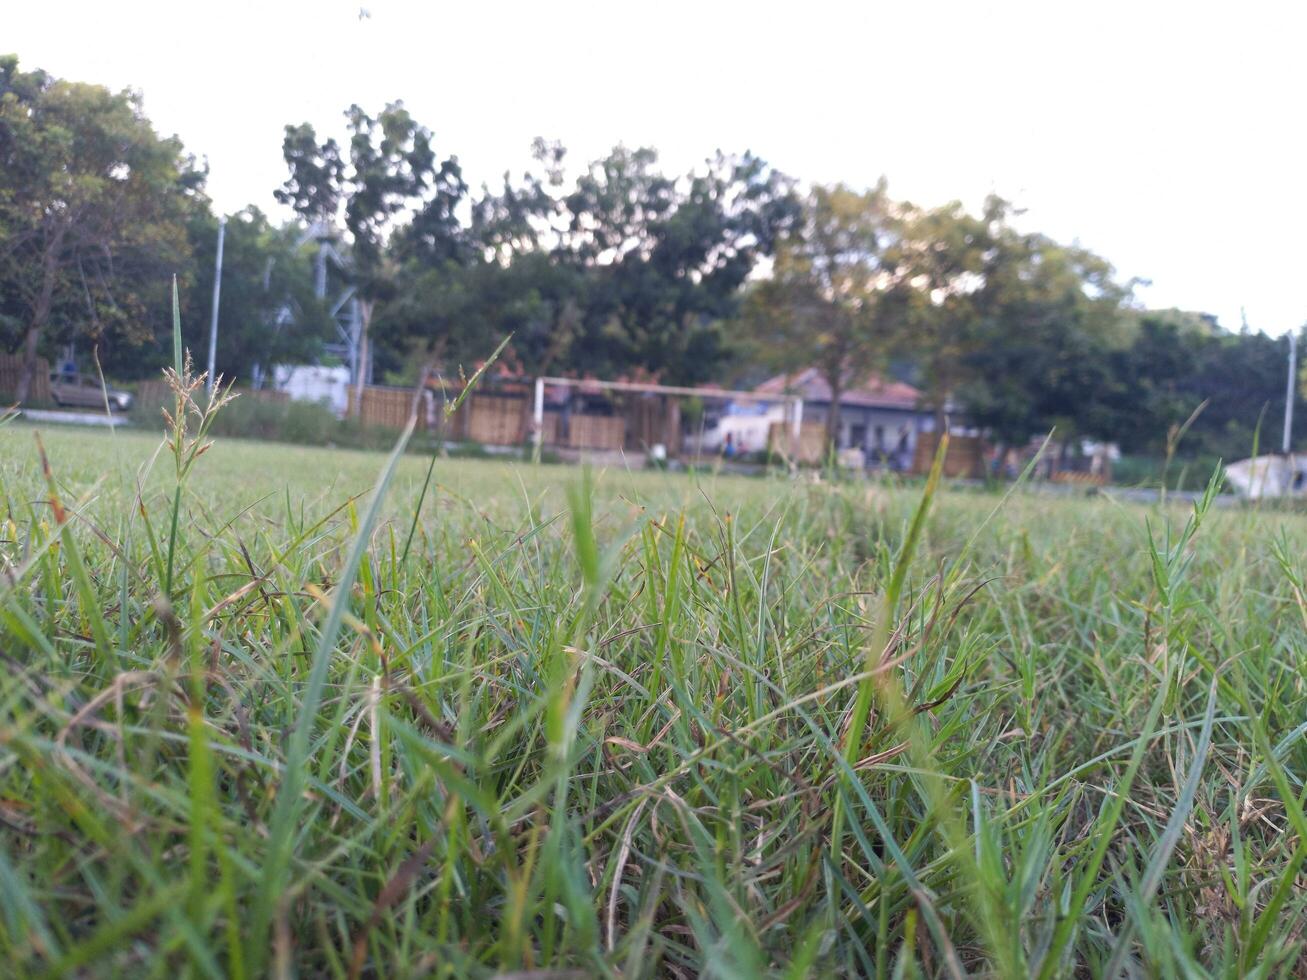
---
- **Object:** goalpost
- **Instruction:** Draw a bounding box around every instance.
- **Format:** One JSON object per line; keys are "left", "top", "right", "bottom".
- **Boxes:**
{"left": 531, "top": 376, "right": 804, "bottom": 457}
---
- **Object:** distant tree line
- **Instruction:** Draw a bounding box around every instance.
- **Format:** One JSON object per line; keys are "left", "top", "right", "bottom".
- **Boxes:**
{"left": 1, "top": 54, "right": 1300, "bottom": 458}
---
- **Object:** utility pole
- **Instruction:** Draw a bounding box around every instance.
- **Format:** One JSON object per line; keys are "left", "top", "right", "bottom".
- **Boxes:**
{"left": 206, "top": 216, "right": 227, "bottom": 394}
{"left": 1284, "top": 330, "right": 1297, "bottom": 455}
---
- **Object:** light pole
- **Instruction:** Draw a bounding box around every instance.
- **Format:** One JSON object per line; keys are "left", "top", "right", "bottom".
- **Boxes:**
{"left": 1284, "top": 330, "right": 1298, "bottom": 455}
{"left": 206, "top": 216, "right": 227, "bottom": 394}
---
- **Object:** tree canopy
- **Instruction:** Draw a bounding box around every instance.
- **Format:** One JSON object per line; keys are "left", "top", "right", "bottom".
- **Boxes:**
{"left": 737, "top": 182, "right": 905, "bottom": 443}
{"left": 0, "top": 55, "right": 201, "bottom": 398}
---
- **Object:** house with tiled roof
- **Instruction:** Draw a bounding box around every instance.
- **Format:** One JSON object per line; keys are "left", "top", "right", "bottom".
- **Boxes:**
{"left": 754, "top": 368, "right": 934, "bottom": 466}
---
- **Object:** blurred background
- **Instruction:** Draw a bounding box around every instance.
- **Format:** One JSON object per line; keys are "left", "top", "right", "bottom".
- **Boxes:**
{"left": 4, "top": 0, "right": 1305, "bottom": 483}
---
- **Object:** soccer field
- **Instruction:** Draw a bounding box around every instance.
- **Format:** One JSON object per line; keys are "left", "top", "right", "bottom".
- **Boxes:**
{"left": 1, "top": 421, "right": 1304, "bottom": 976}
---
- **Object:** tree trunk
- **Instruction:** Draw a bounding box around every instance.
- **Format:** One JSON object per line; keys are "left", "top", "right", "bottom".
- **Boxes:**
{"left": 14, "top": 321, "right": 43, "bottom": 405}
{"left": 825, "top": 384, "right": 842, "bottom": 455}
{"left": 933, "top": 403, "right": 948, "bottom": 439}
{"left": 353, "top": 299, "right": 372, "bottom": 418}
{"left": 15, "top": 243, "right": 60, "bottom": 405}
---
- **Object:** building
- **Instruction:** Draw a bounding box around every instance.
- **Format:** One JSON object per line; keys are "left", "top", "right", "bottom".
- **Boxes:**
{"left": 754, "top": 368, "right": 933, "bottom": 467}
{"left": 689, "top": 397, "right": 787, "bottom": 456}
{"left": 271, "top": 364, "right": 353, "bottom": 415}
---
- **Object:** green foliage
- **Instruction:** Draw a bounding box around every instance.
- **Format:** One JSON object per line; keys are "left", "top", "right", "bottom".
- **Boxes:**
{"left": 732, "top": 184, "right": 1135, "bottom": 449}
{"left": 446, "top": 144, "right": 798, "bottom": 384}
{"left": 1114, "top": 453, "right": 1227, "bottom": 491}
{"left": 272, "top": 122, "right": 345, "bottom": 227}
{"left": 887, "top": 196, "right": 1003, "bottom": 419}
{"left": 737, "top": 182, "right": 902, "bottom": 442}
{"left": 182, "top": 209, "right": 334, "bottom": 382}
{"left": 339, "top": 103, "right": 444, "bottom": 278}
{"left": 99, "top": 208, "right": 336, "bottom": 382}
{"left": 204, "top": 396, "right": 348, "bottom": 444}
{"left": 1103, "top": 317, "right": 1305, "bottom": 457}
{"left": 376, "top": 252, "right": 583, "bottom": 381}
{"left": 0, "top": 55, "right": 201, "bottom": 397}
{"left": 959, "top": 229, "right": 1133, "bottom": 444}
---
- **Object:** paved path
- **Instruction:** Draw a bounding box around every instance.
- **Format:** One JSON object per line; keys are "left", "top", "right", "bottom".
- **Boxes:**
{"left": 16, "top": 408, "right": 131, "bottom": 428}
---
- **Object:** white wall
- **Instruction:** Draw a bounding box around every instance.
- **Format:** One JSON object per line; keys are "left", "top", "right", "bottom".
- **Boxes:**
{"left": 835, "top": 406, "right": 925, "bottom": 462}
{"left": 272, "top": 364, "right": 351, "bottom": 416}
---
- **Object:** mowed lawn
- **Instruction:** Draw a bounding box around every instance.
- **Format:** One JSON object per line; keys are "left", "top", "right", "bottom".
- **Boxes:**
{"left": 1, "top": 421, "right": 1305, "bottom": 977}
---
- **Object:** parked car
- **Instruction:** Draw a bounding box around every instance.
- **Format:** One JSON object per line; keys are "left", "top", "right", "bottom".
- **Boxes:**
{"left": 49, "top": 372, "right": 133, "bottom": 412}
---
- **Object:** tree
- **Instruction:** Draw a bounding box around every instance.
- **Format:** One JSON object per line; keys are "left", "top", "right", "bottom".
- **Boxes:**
{"left": 0, "top": 56, "right": 201, "bottom": 400}
{"left": 558, "top": 147, "right": 799, "bottom": 383}
{"left": 738, "top": 182, "right": 905, "bottom": 447}
{"left": 178, "top": 208, "right": 334, "bottom": 383}
{"left": 958, "top": 231, "right": 1132, "bottom": 450}
{"left": 380, "top": 139, "right": 582, "bottom": 379}
{"left": 469, "top": 138, "right": 567, "bottom": 265}
{"left": 272, "top": 123, "right": 344, "bottom": 232}
{"left": 451, "top": 143, "right": 797, "bottom": 384}
{"left": 889, "top": 197, "right": 1001, "bottom": 430}
{"left": 275, "top": 102, "right": 454, "bottom": 408}
{"left": 376, "top": 253, "right": 583, "bottom": 383}
{"left": 1100, "top": 314, "right": 1304, "bottom": 458}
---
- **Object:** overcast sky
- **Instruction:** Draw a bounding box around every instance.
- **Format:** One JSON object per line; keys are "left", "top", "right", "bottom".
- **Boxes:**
{"left": 9, "top": 0, "right": 1306, "bottom": 333}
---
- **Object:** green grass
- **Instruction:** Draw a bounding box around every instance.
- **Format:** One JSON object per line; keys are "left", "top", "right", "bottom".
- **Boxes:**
{"left": 1, "top": 411, "right": 1305, "bottom": 977}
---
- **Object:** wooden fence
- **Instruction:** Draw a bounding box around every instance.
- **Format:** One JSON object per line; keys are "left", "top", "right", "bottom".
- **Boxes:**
{"left": 342, "top": 386, "right": 534, "bottom": 440}
{"left": 623, "top": 397, "right": 680, "bottom": 454}
{"left": 540, "top": 413, "right": 561, "bottom": 445}
{"left": 0, "top": 354, "right": 51, "bottom": 404}
{"left": 768, "top": 420, "right": 825, "bottom": 464}
{"left": 462, "top": 394, "right": 527, "bottom": 445}
{"left": 341, "top": 384, "right": 665, "bottom": 455}
{"left": 134, "top": 380, "right": 172, "bottom": 409}
{"left": 136, "top": 379, "right": 290, "bottom": 410}
{"left": 912, "top": 432, "right": 987, "bottom": 478}
{"left": 346, "top": 386, "right": 418, "bottom": 430}
{"left": 566, "top": 414, "right": 622, "bottom": 450}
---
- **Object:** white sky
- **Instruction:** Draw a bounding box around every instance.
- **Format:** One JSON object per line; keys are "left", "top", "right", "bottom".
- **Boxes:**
{"left": 9, "top": 0, "right": 1307, "bottom": 333}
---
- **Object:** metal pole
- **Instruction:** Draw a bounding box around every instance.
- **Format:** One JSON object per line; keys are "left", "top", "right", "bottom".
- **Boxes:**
{"left": 205, "top": 216, "right": 226, "bottom": 393}
{"left": 1284, "top": 331, "right": 1298, "bottom": 455}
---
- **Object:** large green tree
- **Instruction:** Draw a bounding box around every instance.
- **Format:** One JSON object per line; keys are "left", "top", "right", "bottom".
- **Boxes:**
{"left": 1099, "top": 314, "right": 1304, "bottom": 458}
{"left": 0, "top": 55, "right": 201, "bottom": 400}
{"left": 561, "top": 147, "right": 799, "bottom": 382}
{"left": 377, "top": 253, "right": 583, "bottom": 383}
{"left": 459, "top": 143, "right": 798, "bottom": 384}
{"left": 888, "top": 197, "right": 1001, "bottom": 429}
{"left": 276, "top": 102, "right": 455, "bottom": 405}
{"left": 738, "top": 182, "right": 906, "bottom": 445}
{"left": 958, "top": 230, "right": 1132, "bottom": 448}
{"left": 177, "top": 209, "right": 334, "bottom": 384}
